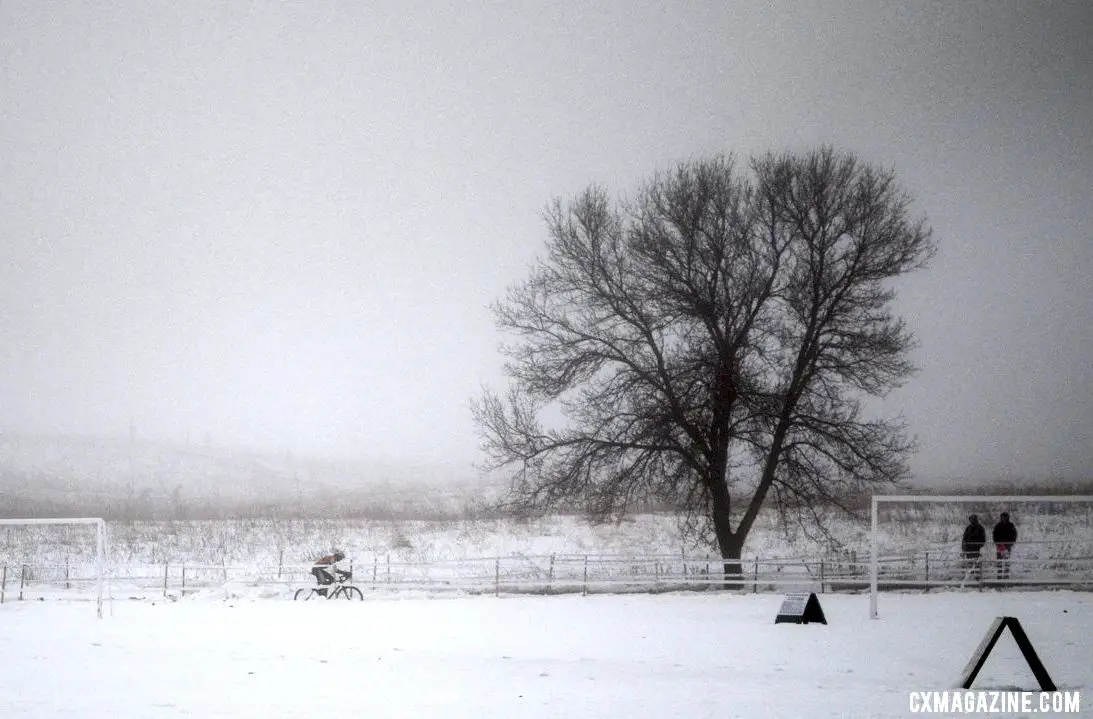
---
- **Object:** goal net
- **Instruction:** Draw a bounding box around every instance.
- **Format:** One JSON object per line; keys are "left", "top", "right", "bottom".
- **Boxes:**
{"left": 0, "top": 518, "right": 109, "bottom": 618}
{"left": 869, "top": 495, "right": 1093, "bottom": 619}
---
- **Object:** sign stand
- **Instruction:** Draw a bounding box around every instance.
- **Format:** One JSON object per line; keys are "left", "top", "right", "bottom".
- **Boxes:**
{"left": 774, "top": 592, "right": 827, "bottom": 625}
{"left": 958, "top": 617, "right": 1056, "bottom": 691}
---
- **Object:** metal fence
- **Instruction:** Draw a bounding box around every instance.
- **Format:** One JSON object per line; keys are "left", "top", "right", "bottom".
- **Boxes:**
{"left": 4, "top": 547, "right": 1093, "bottom": 603}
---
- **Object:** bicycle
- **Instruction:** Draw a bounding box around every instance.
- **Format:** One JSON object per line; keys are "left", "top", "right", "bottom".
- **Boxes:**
{"left": 294, "top": 572, "right": 364, "bottom": 601}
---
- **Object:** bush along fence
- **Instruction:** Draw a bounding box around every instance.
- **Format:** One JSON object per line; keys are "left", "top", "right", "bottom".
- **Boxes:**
{"left": 3, "top": 546, "right": 1093, "bottom": 603}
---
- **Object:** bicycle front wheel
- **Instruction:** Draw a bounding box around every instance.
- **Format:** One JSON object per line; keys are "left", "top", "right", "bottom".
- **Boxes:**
{"left": 340, "top": 586, "right": 363, "bottom": 600}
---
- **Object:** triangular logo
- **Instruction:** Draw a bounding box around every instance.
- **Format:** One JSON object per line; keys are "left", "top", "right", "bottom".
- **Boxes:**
{"left": 958, "top": 617, "right": 1056, "bottom": 691}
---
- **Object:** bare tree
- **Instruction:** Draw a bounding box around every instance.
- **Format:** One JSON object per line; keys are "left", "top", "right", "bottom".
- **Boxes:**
{"left": 473, "top": 148, "right": 936, "bottom": 574}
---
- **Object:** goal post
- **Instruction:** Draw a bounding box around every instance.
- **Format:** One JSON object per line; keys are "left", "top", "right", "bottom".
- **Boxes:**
{"left": 870, "top": 495, "right": 1093, "bottom": 619}
{"left": 0, "top": 517, "right": 108, "bottom": 618}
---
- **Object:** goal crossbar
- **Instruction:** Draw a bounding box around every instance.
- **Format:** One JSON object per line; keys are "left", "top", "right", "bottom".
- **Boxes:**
{"left": 869, "top": 495, "right": 1093, "bottom": 619}
{"left": 0, "top": 517, "right": 107, "bottom": 618}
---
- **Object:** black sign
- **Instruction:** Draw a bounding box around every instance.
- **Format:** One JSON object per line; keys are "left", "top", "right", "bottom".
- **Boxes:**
{"left": 774, "top": 592, "right": 827, "bottom": 625}
{"left": 959, "top": 616, "right": 1056, "bottom": 691}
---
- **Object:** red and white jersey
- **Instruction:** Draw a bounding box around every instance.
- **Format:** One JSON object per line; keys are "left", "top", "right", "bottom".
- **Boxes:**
{"left": 313, "top": 554, "right": 347, "bottom": 570}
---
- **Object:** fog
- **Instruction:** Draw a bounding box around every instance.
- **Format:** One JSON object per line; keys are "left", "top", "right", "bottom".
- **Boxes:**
{"left": 2, "top": 1, "right": 1090, "bottom": 483}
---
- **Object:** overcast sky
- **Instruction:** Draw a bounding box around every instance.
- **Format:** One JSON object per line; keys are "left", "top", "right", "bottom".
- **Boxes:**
{"left": 1, "top": 1, "right": 1090, "bottom": 484}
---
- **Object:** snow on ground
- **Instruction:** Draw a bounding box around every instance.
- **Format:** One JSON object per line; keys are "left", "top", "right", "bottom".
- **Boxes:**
{"left": 1, "top": 590, "right": 1089, "bottom": 718}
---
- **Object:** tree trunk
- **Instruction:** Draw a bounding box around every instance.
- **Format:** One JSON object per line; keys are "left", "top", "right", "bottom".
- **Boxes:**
{"left": 718, "top": 535, "right": 747, "bottom": 589}
{"left": 710, "top": 474, "right": 745, "bottom": 587}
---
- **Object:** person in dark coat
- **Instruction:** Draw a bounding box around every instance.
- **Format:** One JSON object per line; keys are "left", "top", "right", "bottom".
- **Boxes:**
{"left": 311, "top": 550, "right": 350, "bottom": 597}
{"left": 961, "top": 515, "right": 987, "bottom": 581}
{"left": 992, "top": 512, "right": 1018, "bottom": 580}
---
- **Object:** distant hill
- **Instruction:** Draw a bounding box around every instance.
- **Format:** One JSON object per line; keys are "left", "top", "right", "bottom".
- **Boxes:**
{"left": 901, "top": 472, "right": 1093, "bottom": 495}
{"left": 5, "top": 431, "right": 1083, "bottom": 521}
{"left": 0, "top": 431, "right": 500, "bottom": 520}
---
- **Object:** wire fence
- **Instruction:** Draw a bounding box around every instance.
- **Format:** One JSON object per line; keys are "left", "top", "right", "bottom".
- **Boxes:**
{"left": 4, "top": 546, "right": 1093, "bottom": 603}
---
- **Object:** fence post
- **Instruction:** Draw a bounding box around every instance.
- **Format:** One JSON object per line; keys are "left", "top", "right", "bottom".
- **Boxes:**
{"left": 494, "top": 557, "right": 500, "bottom": 598}
{"left": 164, "top": 563, "right": 169, "bottom": 598}
{"left": 548, "top": 553, "right": 555, "bottom": 593}
{"left": 753, "top": 557, "right": 759, "bottom": 593}
{"left": 386, "top": 553, "right": 391, "bottom": 584}
{"left": 181, "top": 566, "right": 187, "bottom": 595}
{"left": 582, "top": 555, "right": 589, "bottom": 596}
{"left": 20, "top": 564, "right": 27, "bottom": 601}
{"left": 372, "top": 556, "right": 378, "bottom": 586}
{"left": 1, "top": 565, "right": 6, "bottom": 604}
{"left": 278, "top": 549, "right": 284, "bottom": 580}
{"left": 924, "top": 551, "right": 930, "bottom": 589}
{"left": 65, "top": 556, "right": 71, "bottom": 590}
{"left": 820, "top": 559, "right": 825, "bottom": 594}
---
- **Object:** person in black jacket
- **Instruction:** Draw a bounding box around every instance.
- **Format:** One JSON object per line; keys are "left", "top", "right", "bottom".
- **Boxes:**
{"left": 311, "top": 550, "right": 350, "bottom": 597}
{"left": 961, "top": 515, "right": 987, "bottom": 581}
{"left": 992, "top": 512, "right": 1018, "bottom": 580}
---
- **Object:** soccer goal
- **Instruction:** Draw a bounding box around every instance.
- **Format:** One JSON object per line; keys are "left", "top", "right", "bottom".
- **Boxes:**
{"left": 869, "top": 495, "right": 1093, "bottom": 619}
{"left": 0, "top": 517, "right": 109, "bottom": 618}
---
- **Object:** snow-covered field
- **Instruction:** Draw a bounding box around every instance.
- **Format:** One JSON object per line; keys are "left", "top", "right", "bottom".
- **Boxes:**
{"left": 5, "top": 509, "right": 1093, "bottom": 601}
{"left": 9, "top": 505, "right": 1093, "bottom": 567}
{"left": 2, "top": 590, "right": 1089, "bottom": 718}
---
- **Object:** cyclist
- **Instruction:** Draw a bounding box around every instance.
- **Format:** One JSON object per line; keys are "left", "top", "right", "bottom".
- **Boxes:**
{"left": 311, "top": 550, "right": 351, "bottom": 596}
